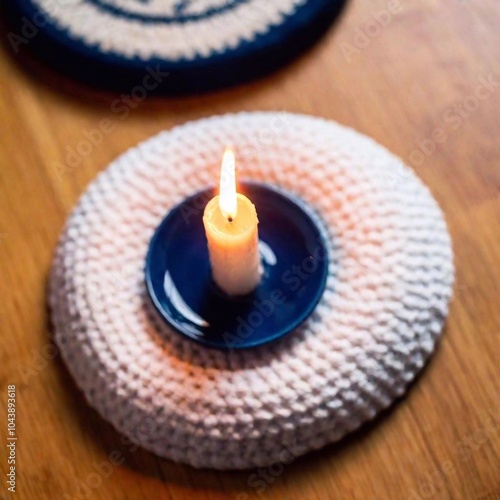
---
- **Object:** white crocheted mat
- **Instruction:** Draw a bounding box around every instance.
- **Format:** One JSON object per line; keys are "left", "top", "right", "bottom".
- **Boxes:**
{"left": 49, "top": 113, "right": 454, "bottom": 470}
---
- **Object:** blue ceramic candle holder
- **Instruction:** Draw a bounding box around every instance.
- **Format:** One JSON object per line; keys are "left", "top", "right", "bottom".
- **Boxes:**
{"left": 145, "top": 182, "right": 328, "bottom": 350}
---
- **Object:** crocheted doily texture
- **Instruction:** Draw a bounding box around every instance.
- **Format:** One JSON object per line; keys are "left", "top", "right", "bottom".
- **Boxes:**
{"left": 7, "top": 0, "right": 346, "bottom": 93}
{"left": 30, "top": 0, "right": 329, "bottom": 60}
{"left": 49, "top": 113, "right": 454, "bottom": 469}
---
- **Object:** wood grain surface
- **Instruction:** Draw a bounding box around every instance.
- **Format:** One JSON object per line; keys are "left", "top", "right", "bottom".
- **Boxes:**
{"left": 0, "top": 0, "right": 499, "bottom": 498}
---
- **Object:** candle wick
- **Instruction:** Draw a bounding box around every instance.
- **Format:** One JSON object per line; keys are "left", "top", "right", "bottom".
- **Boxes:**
{"left": 228, "top": 217, "right": 233, "bottom": 223}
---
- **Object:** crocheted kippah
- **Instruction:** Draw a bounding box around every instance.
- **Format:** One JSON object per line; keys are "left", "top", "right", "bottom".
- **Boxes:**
{"left": 6, "top": 0, "right": 346, "bottom": 93}
{"left": 49, "top": 113, "right": 454, "bottom": 469}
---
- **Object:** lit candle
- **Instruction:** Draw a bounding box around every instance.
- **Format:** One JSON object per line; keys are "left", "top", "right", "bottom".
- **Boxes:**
{"left": 203, "top": 149, "right": 261, "bottom": 296}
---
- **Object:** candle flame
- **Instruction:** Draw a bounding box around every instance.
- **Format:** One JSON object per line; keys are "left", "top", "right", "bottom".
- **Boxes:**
{"left": 219, "top": 148, "right": 237, "bottom": 221}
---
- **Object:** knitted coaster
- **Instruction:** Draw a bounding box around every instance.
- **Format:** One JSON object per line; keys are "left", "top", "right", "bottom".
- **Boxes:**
{"left": 49, "top": 113, "right": 454, "bottom": 469}
{"left": 6, "top": 0, "right": 346, "bottom": 94}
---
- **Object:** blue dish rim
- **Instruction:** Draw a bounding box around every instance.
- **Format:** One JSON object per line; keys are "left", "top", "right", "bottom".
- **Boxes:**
{"left": 144, "top": 181, "right": 330, "bottom": 350}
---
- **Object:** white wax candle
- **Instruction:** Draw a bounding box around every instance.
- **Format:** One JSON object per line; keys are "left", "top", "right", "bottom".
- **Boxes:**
{"left": 203, "top": 149, "right": 261, "bottom": 296}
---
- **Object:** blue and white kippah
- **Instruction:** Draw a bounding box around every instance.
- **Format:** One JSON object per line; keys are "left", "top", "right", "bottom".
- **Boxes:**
{"left": 6, "top": 0, "right": 346, "bottom": 93}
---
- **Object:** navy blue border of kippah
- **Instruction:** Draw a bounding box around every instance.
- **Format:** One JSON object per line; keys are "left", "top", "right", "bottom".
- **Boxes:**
{"left": 3, "top": 0, "right": 347, "bottom": 94}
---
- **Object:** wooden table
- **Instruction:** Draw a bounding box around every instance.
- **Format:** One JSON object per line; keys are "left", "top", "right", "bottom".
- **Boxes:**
{"left": 1, "top": 0, "right": 499, "bottom": 498}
